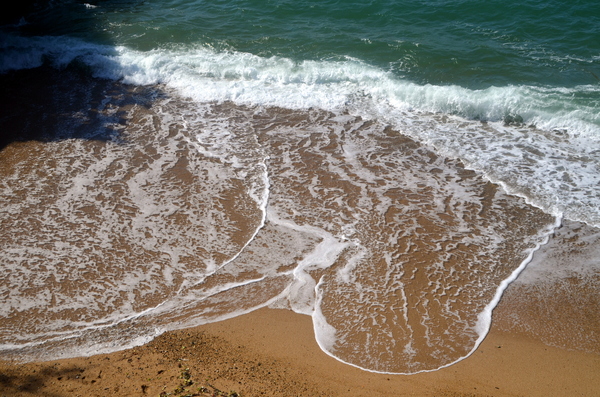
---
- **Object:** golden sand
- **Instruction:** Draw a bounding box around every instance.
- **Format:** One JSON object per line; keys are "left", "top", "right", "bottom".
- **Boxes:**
{"left": 1, "top": 298, "right": 599, "bottom": 397}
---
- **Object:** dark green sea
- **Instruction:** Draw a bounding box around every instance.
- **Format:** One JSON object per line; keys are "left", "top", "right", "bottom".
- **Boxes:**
{"left": 1, "top": 0, "right": 599, "bottom": 373}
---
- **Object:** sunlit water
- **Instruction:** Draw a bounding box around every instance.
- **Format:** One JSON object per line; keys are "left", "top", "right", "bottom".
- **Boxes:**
{"left": 0, "top": 0, "right": 598, "bottom": 373}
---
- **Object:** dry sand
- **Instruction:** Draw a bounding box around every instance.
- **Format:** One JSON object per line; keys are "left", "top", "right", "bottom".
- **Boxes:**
{"left": 1, "top": 299, "right": 599, "bottom": 397}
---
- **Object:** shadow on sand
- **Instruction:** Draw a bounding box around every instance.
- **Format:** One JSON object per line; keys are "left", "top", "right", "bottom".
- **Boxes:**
{"left": 0, "top": 63, "right": 164, "bottom": 153}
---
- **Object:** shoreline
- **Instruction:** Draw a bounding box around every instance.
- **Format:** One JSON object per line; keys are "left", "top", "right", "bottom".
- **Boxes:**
{"left": 1, "top": 68, "right": 599, "bottom": 396}
{"left": 2, "top": 303, "right": 599, "bottom": 397}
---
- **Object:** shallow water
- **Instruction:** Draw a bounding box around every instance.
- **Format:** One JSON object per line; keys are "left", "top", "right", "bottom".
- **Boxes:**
{"left": 0, "top": 74, "right": 558, "bottom": 372}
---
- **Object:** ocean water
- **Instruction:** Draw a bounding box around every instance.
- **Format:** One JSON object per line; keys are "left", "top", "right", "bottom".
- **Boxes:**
{"left": 0, "top": 0, "right": 598, "bottom": 373}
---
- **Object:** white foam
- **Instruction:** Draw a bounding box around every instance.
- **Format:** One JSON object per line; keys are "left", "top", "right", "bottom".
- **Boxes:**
{"left": 3, "top": 34, "right": 598, "bottom": 132}
{"left": 312, "top": 278, "right": 338, "bottom": 352}
{"left": 309, "top": 214, "right": 561, "bottom": 375}
{"left": 3, "top": 35, "right": 599, "bottom": 226}
{"left": 206, "top": 157, "right": 271, "bottom": 276}
{"left": 89, "top": 44, "right": 598, "bottom": 226}
{"left": 469, "top": 215, "right": 563, "bottom": 346}
{"left": 267, "top": 209, "right": 351, "bottom": 315}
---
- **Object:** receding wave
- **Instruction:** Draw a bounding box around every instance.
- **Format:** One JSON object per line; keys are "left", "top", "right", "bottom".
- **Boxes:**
{"left": 4, "top": 34, "right": 597, "bottom": 225}
{"left": 2, "top": 0, "right": 598, "bottom": 376}
{"left": 3, "top": 34, "right": 598, "bottom": 131}
{"left": 0, "top": 80, "right": 558, "bottom": 372}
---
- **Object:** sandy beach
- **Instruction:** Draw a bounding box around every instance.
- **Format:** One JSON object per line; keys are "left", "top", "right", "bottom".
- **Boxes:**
{"left": 3, "top": 1, "right": 600, "bottom": 395}
{"left": 1, "top": 67, "right": 600, "bottom": 396}
{"left": 2, "top": 289, "right": 600, "bottom": 397}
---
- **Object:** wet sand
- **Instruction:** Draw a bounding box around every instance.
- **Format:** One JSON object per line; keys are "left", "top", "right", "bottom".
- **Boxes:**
{"left": 1, "top": 299, "right": 600, "bottom": 397}
{"left": 1, "top": 68, "right": 599, "bottom": 396}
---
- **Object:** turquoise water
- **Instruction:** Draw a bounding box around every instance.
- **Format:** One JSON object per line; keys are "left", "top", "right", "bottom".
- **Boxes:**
{"left": 0, "top": 0, "right": 599, "bottom": 373}
{"left": 12, "top": 0, "right": 600, "bottom": 89}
